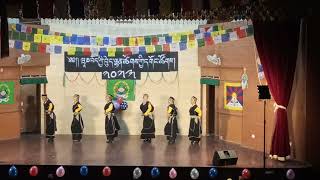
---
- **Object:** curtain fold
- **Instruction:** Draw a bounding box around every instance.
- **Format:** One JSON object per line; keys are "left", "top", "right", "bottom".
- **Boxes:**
{"left": 38, "top": 0, "right": 54, "bottom": 18}
{"left": 22, "top": 0, "right": 38, "bottom": 18}
{"left": 69, "top": 0, "right": 85, "bottom": 18}
{"left": 124, "top": 0, "right": 136, "bottom": 16}
{"left": 54, "top": 0, "right": 68, "bottom": 18}
{"left": 253, "top": 20, "right": 300, "bottom": 161}
{"left": 1, "top": 0, "right": 9, "bottom": 58}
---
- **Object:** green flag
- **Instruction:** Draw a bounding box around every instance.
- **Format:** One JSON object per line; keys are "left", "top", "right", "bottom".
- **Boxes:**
{"left": 197, "top": 39, "right": 205, "bottom": 47}
{"left": 75, "top": 47, "right": 83, "bottom": 56}
{"left": 107, "top": 80, "right": 135, "bottom": 101}
{"left": 0, "top": 81, "right": 15, "bottom": 104}
{"left": 144, "top": 36, "right": 151, "bottom": 45}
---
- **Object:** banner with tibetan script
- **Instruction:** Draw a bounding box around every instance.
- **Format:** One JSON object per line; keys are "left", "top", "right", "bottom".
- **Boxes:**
{"left": 64, "top": 52, "right": 178, "bottom": 80}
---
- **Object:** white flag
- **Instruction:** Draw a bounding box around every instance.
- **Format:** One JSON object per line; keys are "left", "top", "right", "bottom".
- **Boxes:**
{"left": 91, "top": 47, "right": 99, "bottom": 57}
{"left": 46, "top": 45, "right": 54, "bottom": 54}
{"left": 196, "top": 33, "right": 204, "bottom": 39}
{"left": 21, "top": 25, "right": 27, "bottom": 32}
{"left": 229, "top": 32, "right": 238, "bottom": 41}
{"left": 158, "top": 37, "right": 166, "bottom": 45}
{"left": 131, "top": 47, "right": 139, "bottom": 54}
{"left": 109, "top": 37, "right": 116, "bottom": 46}
{"left": 9, "top": 40, "right": 15, "bottom": 48}
{"left": 170, "top": 43, "right": 180, "bottom": 52}
{"left": 214, "top": 35, "right": 222, "bottom": 44}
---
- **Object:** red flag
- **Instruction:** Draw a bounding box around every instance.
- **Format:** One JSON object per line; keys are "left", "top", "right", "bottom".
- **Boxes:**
{"left": 38, "top": 43, "right": 47, "bottom": 53}
{"left": 163, "top": 44, "right": 170, "bottom": 52}
{"left": 26, "top": 27, "right": 33, "bottom": 33}
{"left": 205, "top": 36, "right": 214, "bottom": 46}
{"left": 83, "top": 48, "right": 91, "bottom": 56}
{"left": 152, "top": 36, "right": 158, "bottom": 45}
{"left": 116, "top": 37, "right": 123, "bottom": 45}
{"left": 124, "top": 47, "right": 132, "bottom": 56}
{"left": 237, "top": 29, "right": 246, "bottom": 38}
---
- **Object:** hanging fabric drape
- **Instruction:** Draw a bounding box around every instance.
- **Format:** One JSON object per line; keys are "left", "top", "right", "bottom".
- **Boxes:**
{"left": 159, "top": 0, "right": 172, "bottom": 15}
{"left": 181, "top": 0, "right": 192, "bottom": 12}
{"left": 54, "top": 0, "right": 68, "bottom": 18}
{"left": 1, "top": 0, "right": 9, "bottom": 58}
{"left": 253, "top": 20, "right": 300, "bottom": 161}
{"left": 136, "top": 0, "right": 149, "bottom": 15}
{"left": 171, "top": 0, "right": 181, "bottom": 14}
{"left": 22, "top": 0, "right": 37, "bottom": 18}
{"left": 38, "top": 0, "right": 54, "bottom": 18}
{"left": 149, "top": 0, "right": 160, "bottom": 15}
{"left": 69, "top": 0, "right": 85, "bottom": 18}
{"left": 110, "top": 0, "right": 123, "bottom": 17}
{"left": 96, "top": 0, "right": 111, "bottom": 18}
{"left": 124, "top": 0, "right": 136, "bottom": 16}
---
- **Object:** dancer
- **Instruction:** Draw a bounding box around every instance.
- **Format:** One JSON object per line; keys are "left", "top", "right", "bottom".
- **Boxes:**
{"left": 42, "top": 94, "right": 56, "bottom": 143}
{"left": 104, "top": 95, "right": 120, "bottom": 143}
{"left": 71, "top": 94, "right": 84, "bottom": 142}
{"left": 164, "top": 97, "right": 179, "bottom": 144}
{"left": 140, "top": 94, "right": 155, "bottom": 143}
{"left": 188, "top": 96, "right": 202, "bottom": 144}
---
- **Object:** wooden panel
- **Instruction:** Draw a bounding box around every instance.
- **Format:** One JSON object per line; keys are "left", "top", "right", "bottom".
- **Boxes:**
{"left": 219, "top": 114, "right": 242, "bottom": 143}
{"left": 0, "top": 112, "right": 21, "bottom": 140}
{"left": 0, "top": 48, "right": 50, "bottom": 67}
{"left": 21, "top": 66, "right": 46, "bottom": 76}
{"left": 0, "top": 67, "right": 20, "bottom": 80}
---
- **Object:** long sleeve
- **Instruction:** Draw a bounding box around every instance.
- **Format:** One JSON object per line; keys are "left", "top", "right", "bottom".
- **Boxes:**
{"left": 195, "top": 107, "right": 202, "bottom": 117}
{"left": 75, "top": 104, "right": 83, "bottom": 113}
{"left": 105, "top": 103, "right": 113, "bottom": 113}
{"left": 144, "top": 103, "right": 153, "bottom": 116}
{"left": 48, "top": 103, "right": 53, "bottom": 111}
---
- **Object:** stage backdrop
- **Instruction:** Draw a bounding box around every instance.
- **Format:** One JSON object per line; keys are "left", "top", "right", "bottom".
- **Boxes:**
{"left": 42, "top": 48, "right": 200, "bottom": 135}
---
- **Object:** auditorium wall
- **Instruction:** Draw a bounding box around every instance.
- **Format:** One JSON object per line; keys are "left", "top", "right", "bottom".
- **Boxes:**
{"left": 42, "top": 48, "right": 201, "bottom": 136}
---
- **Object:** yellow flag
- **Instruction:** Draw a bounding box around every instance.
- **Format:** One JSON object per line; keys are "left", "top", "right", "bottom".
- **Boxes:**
{"left": 187, "top": 40, "right": 196, "bottom": 49}
{"left": 53, "top": 36, "right": 63, "bottom": 44}
{"left": 11, "top": 24, "right": 16, "bottom": 31}
{"left": 218, "top": 25, "right": 223, "bottom": 31}
{"left": 96, "top": 36, "right": 103, "bottom": 45}
{"left": 146, "top": 45, "right": 155, "bottom": 53}
{"left": 137, "top": 37, "right": 144, "bottom": 46}
{"left": 34, "top": 34, "right": 42, "bottom": 43}
{"left": 108, "top": 47, "right": 116, "bottom": 57}
{"left": 37, "top": 28, "right": 44, "bottom": 34}
{"left": 211, "top": 31, "right": 219, "bottom": 37}
{"left": 218, "top": 30, "right": 226, "bottom": 35}
{"left": 172, "top": 34, "right": 181, "bottom": 43}
{"left": 129, "top": 37, "right": 136, "bottom": 46}
{"left": 42, "top": 35, "right": 52, "bottom": 43}
{"left": 66, "top": 33, "right": 72, "bottom": 36}
{"left": 22, "top": 42, "right": 31, "bottom": 51}
{"left": 67, "top": 47, "right": 76, "bottom": 55}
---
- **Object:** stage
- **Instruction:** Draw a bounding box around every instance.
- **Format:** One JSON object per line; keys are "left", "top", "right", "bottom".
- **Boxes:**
{"left": 0, "top": 135, "right": 309, "bottom": 168}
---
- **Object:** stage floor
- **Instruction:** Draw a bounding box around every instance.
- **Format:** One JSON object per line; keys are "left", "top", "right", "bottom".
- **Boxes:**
{"left": 0, "top": 135, "right": 310, "bottom": 168}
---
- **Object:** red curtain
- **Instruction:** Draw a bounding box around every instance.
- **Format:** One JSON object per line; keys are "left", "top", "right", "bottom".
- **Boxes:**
{"left": 253, "top": 20, "right": 300, "bottom": 160}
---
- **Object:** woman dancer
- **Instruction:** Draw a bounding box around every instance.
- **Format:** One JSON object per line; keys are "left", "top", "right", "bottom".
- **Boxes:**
{"left": 188, "top": 96, "right": 202, "bottom": 144}
{"left": 164, "top": 97, "right": 179, "bottom": 144}
{"left": 71, "top": 94, "right": 84, "bottom": 142}
{"left": 104, "top": 95, "right": 120, "bottom": 143}
{"left": 140, "top": 94, "right": 155, "bottom": 143}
